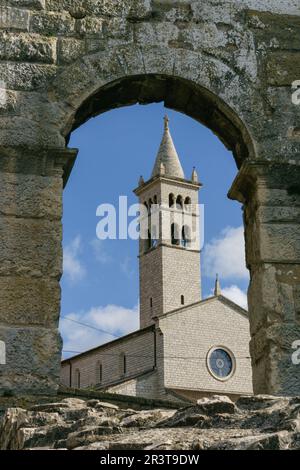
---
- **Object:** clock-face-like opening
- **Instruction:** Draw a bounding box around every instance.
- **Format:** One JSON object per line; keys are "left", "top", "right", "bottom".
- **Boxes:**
{"left": 207, "top": 347, "right": 235, "bottom": 381}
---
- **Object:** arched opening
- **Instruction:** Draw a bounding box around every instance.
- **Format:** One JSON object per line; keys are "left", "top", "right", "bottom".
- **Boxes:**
{"left": 181, "top": 225, "right": 191, "bottom": 248}
{"left": 176, "top": 195, "right": 183, "bottom": 210}
{"left": 169, "top": 193, "right": 175, "bottom": 208}
{"left": 65, "top": 74, "right": 255, "bottom": 168}
{"left": 171, "top": 223, "right": 180, "bottom": 246}
{"left": 59, "top": 73, "right": 255, "bottom": 394}
{"left": 184, "top": 197, "right": 191, "bottom": 211}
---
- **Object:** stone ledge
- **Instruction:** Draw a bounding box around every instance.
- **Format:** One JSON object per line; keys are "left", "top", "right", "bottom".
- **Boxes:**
{"left": 1, "top": 394, "right": 300, "bottom": 450}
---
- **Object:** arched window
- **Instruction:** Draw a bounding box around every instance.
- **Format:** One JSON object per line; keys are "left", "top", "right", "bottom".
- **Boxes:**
{"left": 171, "top": 223, "right": 180, "bottom": 246}
{"left": 153, "top": 195, "right": 158, "bottom": 205}
{"left": 96, "top": 361, "right": 103, "bottom": 384}
{"left": 176, "top": 195, "right": 183, "bottom": 210}
{"left": 75, "top": 369, "right": 80, "bottom": 388}
{"left": 148, "top": 198, "right": 153, "bottom": 213}
{"left": 184, "top": 196, "right": 191, "bottom": 210}
{"left": 0, "top": 340, "right": 6, "bottom": 365}
{"left": 181, "top": 295, "right": 185, "bottom": 305}
{"left": 169, "top": 193, "right": 175, "bottom": 208}
{"left": 181, "top": 225, "right": 191, "bottom": 248}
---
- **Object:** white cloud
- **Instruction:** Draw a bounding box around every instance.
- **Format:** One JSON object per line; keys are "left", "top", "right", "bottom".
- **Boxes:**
{"left": 203, "top": 226, "right": 249, "bottom": 280}
{"left": 222, "top": 285, "right": 248, "bottom": 310}
{"left": 90, "top": 239, "right": 111, "bottom": 264}
{"left": 63, "top": 236, "right": 86, "bottom": 282}
{"left": 120, "top": 256, "right": 135, "bottom": 278}
{"left": 60, "top": 303, "right": 139, "bottom": 357}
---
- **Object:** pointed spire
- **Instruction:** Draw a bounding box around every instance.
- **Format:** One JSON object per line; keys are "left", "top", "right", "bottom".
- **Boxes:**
{"left": 191, "top": 167, "right": 198, "bottom": 183}
{"left": 151, "top": 116, "right": 185, "bottom": 179}
{"left": 138, "top": 175, "right": 145, "bottom": 186}
{"left": 214, "top": 274, "right": 222, "bottom": 296}
{"left": 159, "top": 162, "right": 166, "bottom": 176}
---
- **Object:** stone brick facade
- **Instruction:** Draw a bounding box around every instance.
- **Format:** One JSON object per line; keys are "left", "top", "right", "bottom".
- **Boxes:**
{"left": 61, "top": 326, "right": 156, "bottom": 390}
{"left": 61, "top": 296, "right": 253, "bottom": 400}
{"left": 159, "top": 297, "right": 253, "bottom": 397}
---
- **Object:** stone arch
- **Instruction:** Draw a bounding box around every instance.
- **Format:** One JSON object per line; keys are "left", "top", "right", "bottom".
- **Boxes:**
{"left": 1, "top": 1, "right": 299, "bottom": 398}
{"left": 55, "top": 71, "right": 256, "bottom": 168}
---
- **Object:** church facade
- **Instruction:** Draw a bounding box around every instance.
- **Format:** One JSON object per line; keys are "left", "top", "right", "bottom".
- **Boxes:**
{"left": 60, "top": 118, "right": 253, "bottom": 402}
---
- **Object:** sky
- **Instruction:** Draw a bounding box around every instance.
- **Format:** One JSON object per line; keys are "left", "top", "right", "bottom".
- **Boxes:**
{"left": 59, "top": 103, "right": 250, "bottom": 359}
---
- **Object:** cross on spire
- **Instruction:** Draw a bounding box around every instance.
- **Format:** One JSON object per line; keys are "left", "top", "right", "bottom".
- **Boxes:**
{"left": 164, "top": 114, "right": 169, "bottom": 130}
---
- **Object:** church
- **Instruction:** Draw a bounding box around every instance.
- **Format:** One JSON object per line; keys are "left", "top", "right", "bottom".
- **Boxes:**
{"left": 60, "top": 117, "right": 253, "bottom": 402}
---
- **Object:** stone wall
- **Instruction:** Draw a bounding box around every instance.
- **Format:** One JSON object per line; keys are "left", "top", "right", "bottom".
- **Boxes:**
{"left": 60, "top": 326, "right": 156, "bottom": 390}
{"left": 158, "top": 297, "right": 253, "bottom": 396}
{"left": 0, "top": 0, "right": 299, "bottom": 395}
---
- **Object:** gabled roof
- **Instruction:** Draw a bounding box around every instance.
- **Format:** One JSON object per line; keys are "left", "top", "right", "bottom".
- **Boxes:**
{"left": 151, "top": 116, "right": 184, "bottom": 179}
{"left": 61, "top": 324, "right": 155, "bottom": 364}
{"left": 154, "top": 295, "right": 249, "bottom": 321}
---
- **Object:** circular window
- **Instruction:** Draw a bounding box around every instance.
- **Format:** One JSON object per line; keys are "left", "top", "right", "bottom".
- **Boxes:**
{"left": 207, "top": 347, "right": 235, "bottom": 381}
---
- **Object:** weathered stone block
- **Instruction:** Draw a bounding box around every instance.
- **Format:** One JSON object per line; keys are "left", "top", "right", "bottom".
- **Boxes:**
{"left": 0, "top": 32, "right": 56, "bottom": 64}
{"left": 103, "top": 17, "right": 132, "bottom": 40}
{"left": 256, "top": 205, "right": 300, "bottom": 224}
{"left": 248, "top": 264, "right": 300, "bottom": 334}
{"left": 250, "top": 323, "right": 300, "bottom": 396}
{"left": 76, "top": 16, "right": 104, "bottom": 36}
{"left": 0, "top": 276, "right": 60, "bottom": 327}
{"left": 0, "top": 62, "right": 57, "bottom": 91}
{"left": 57, "top": 37, "right": 85, "bottom": 64}
{"left": 0, "top": 325, "right": 61, "bottom": 395}
{"left": 266, "top": 52, "right": 300, "bottom": 86}
{"left": 86, "top": 0, "right": 130, "bottom": 17}
{"left": 46, "top": 0, "right": 88, "bottom": 13}
{"left": 30, "top": 11, "right": 75, "bottom": 36}
{"left": 0, "top": 216, "right": 62, "bottom": 277}
{"left": 0, "top": 172, "right": 62, "bottom": 219}
{"left": 6, "top": 0, "right": 45, "bottom": 9}
{"left": 259, "top": 223, "right": 300, "bottom": 263}
{"left": 0, "top": 6, "right": 29, "bottom": 31}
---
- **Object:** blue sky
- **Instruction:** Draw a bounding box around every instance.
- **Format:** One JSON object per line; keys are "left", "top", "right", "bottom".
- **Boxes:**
{"left": 59, "top": 104, "right": 249, "bottom": 358}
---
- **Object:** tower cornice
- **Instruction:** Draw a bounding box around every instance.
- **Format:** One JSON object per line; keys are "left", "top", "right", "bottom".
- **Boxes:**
{"left": 133, "top": 174, "right": 202, "bottom": 196}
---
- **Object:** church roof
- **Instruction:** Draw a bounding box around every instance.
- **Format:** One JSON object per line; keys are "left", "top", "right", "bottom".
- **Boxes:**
{"left": 151, "top": 116, "right": 185, "bottom": 179}
{"left": 154, "top": 295, "right": 249, "bottom": 322}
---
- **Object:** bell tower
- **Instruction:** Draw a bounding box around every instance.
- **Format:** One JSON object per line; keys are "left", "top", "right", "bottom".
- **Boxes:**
{"left": 134, "top": 116, "right": 202, "bottom": 328}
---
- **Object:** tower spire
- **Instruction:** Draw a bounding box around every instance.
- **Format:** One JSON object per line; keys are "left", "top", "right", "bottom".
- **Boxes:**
{"left": 151, "top": 116, "right": 185, "bottom": 179}
{"left": 214, "top": 274, "right": 222, "bottom": 296}
{"left": 164, "top": 114, "right": 169, "bottom": 130}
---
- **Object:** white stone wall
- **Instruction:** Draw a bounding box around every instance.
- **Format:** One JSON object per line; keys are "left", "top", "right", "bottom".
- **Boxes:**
{"left": 106, "top": 370, "right": 159, "bottom": 399}
{"left": 60, "top": 327, "right": 156, "bottom": 389}
{"left": 158, "top": 297, "right": 253, "bottom": 395}
{"left": 162, "top": 246, "right": 202, "bottom": 312}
